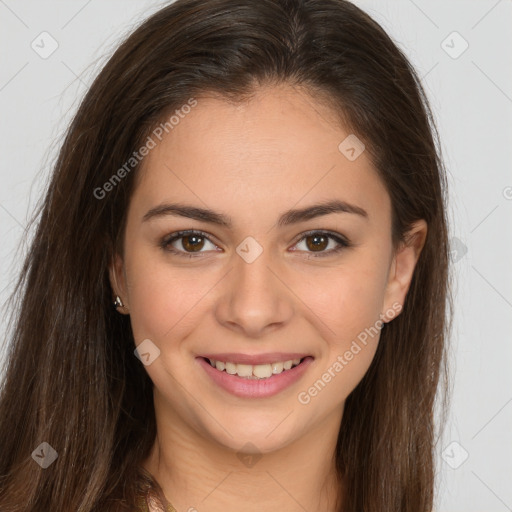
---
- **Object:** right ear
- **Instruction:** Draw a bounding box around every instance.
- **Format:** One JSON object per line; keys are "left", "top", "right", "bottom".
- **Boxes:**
{"left": 108, "top": 252, "right": 130, "bottom": 314}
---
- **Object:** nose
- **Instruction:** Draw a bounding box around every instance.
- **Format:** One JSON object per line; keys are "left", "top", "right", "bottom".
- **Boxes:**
{"left": 215, "top": 245, "right": 294, "bottom": 338}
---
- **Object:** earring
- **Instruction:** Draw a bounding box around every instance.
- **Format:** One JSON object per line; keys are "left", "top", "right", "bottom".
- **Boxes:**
{"left": 113, "top": 295, "right": 124, "bottom": 308}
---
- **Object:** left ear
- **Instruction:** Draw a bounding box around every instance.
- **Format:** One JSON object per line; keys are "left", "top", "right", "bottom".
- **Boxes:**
{"left": 381, "top": 219, "right": 428, "bottom": 322}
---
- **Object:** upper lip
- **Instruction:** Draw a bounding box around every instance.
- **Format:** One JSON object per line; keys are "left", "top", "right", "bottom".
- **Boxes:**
{"left": 199, "top": 353, "right": 312, "bottom": 365}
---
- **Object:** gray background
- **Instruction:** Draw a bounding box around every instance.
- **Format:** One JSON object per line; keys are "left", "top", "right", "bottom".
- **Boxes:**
{"left": 1, "top": 1, "right": 511, "bottom": 510}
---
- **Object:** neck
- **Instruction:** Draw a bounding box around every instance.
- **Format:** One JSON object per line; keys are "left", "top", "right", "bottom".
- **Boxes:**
{"left": 142, "top": 391, "right": 344, "bottom": 512}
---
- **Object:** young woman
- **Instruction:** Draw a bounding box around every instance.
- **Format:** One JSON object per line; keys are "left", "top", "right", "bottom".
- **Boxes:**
{"left": 0, "top": 0, "right": 451, "bottom": 510}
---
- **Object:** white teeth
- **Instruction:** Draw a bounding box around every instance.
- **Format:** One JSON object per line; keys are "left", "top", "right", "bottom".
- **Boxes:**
{"left": 207, "top": 357, "right": 304, "bottom": 379}
{"left": 236, "top": 364, "right": 253, "bottom": 377}
{"left": 225, "top": 362, "right": 237, "bottom": 375}
{"left": 253, "top": 364, "right": 272, "bottom": 378}
{"left": 271, "top": 362, "right": 284, "bottom": 374}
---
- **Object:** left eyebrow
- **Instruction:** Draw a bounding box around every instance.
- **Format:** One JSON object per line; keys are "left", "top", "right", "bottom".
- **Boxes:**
{"left": 142, "top": 199, "right": 369, "bottom": 227}
{"left": 276, "top": 199, "right": 368, "bottom": 226}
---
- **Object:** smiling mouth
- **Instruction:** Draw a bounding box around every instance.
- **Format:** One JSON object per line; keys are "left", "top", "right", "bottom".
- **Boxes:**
{"left": 203, "top": 357, "right": 308, "bottom": 379}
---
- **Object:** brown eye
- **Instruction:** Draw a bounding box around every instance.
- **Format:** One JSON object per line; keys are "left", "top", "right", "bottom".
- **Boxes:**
{"left": 161, "top": 230, "right": 219, "bottom": 258}
{"left": 305, "top": 233, "right": 329, "bottom": 252}
{"left": 181, "top": 234, "right": 206, "bottom": 252}
{"left": 292, "top": 231, "right": 351, "bottom": 258}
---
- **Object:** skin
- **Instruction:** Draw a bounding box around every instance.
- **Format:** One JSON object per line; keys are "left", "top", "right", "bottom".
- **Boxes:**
{"left": 109, "top": 83, "right": 427, "bottom": 512}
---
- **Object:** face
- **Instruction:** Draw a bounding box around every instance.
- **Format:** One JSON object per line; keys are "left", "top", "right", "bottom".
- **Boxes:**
{"left": 110, "top": 83, "right": 426, "bottom": 454}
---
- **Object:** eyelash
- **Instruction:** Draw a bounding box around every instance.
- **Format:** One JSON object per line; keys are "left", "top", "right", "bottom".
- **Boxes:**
{"left": 159, "top": 229, "right": 351, "bottom": 259}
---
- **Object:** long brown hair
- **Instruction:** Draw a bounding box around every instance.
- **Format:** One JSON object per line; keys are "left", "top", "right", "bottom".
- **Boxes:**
{"left": 0, "top": 0, "right": 451, "bottom": 510}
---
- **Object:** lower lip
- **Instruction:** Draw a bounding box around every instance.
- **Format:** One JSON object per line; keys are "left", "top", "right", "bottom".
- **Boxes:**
{"left": 197, "top": 356, "right": 314, "bottom": 398}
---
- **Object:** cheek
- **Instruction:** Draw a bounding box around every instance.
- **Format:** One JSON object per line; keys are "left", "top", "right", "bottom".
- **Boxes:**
{"left": 292, "top": 255, "right": 389, "bottom": 397}
{"left": 294, "top": 257, "right": 389, "bottom": 340}
{"left": 123, "top": 247, "right": 211, "bottom": 344}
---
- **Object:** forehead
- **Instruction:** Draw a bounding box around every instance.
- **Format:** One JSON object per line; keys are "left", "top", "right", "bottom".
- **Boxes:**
{"left": 133, "top": 84, "right": 390, "bottom": 226}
